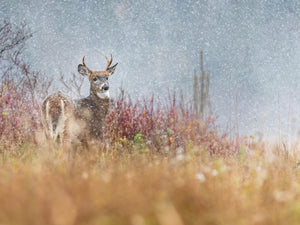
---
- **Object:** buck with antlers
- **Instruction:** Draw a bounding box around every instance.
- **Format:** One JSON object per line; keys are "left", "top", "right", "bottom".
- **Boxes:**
{"left": 42, "top": 54, "right": 117, "bottom": 152}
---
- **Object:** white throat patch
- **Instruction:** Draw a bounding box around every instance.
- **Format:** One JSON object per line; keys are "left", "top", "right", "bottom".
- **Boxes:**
{"left": 97, "top": 91, "right": 110, "bottom": 99}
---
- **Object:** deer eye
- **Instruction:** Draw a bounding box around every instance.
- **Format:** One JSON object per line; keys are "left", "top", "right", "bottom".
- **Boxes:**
{"left": 93, "top": 77, "right": 97, "bottom": 81}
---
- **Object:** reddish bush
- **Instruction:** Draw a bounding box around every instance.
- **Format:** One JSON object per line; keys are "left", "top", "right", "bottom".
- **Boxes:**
{"left": 105, "top": 91, "right": 236, "bottom": 155}
{"left": 0, "top": 82, "right": 40, "bottom": 147}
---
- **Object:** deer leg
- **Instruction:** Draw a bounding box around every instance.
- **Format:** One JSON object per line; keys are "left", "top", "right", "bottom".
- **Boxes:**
{"left": 60, "top": 117, "right": 72, "bottom": 160}
{"left": 58, "top": 99, "right": 72, "bottom": 160}
{"left": 44, "top": 100, "right": 54, "bottom": 139}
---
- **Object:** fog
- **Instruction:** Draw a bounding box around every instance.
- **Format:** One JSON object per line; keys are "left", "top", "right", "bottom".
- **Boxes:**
{"left": 1, "top": 0, "right": 300, "bottom": 139}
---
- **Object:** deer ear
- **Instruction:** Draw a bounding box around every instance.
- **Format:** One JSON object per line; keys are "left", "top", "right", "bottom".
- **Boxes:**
{"left": 107, "top": 63, "right": 118, "bottom": 76}
{"left": 78, "top": 64, "right": 90, "bottom": 77}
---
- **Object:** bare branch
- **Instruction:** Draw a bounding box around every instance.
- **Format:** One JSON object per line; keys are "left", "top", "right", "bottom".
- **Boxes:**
{"left": 0, "top": 21, "right": 53, "bottom": 102}
{"left": 59, "top": 72, "right": 85, "bottom": 98}
{"left": 0, "top": 21, "right": 32, "bottom": 59}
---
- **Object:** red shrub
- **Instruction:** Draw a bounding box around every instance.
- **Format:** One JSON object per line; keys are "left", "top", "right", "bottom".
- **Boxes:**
{"left": 105, "top": 91, "right": 237, "bottom": 155}
{"left": 0, "top": 83, "right": 40, "bottom": 147}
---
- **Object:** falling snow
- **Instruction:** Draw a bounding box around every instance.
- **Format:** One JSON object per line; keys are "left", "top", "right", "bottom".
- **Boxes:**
{"left": 1, "top": 0, "right": 300, "bottom": 140}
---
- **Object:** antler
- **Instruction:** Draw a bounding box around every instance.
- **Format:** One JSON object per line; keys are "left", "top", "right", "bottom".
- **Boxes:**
{"left": 105, "top": 54, "right": 113, "bottom": 71}
{"left": 82, "top": 56, "right": 92, "bottom": 72}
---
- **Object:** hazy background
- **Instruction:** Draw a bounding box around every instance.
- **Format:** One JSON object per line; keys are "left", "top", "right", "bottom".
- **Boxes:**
{"left": 1, "top": 0, "right": 300, "bottom": 139}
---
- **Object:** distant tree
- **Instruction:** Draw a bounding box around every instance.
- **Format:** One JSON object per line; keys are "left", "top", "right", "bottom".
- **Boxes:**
{"left": 0, "top": 20, "right": 52, "bottom": 102}
{"left": 193, "top": 50, "right": 212, "bottom": 120}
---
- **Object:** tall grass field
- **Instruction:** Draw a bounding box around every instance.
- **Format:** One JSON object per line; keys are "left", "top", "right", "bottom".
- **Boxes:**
{"left": 1, "top": 88, "right": 300, "bottom": 225}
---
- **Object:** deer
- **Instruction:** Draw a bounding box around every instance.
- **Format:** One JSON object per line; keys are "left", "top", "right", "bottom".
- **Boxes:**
{"left": 41, "top": 54, "right": 118, "bottom": 154}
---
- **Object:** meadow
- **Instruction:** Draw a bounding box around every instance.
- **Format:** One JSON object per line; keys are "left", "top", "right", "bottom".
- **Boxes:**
{"left": 2, "top": 87, "right": 300, "bottom": 225}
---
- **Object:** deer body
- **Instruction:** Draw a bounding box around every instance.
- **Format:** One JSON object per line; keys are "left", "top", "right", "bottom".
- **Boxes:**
{"left": 42, "top": 55, "right": 117, "bottom": 150}
{"left": 73, "top": 92, "right": 110, "bottom": 139}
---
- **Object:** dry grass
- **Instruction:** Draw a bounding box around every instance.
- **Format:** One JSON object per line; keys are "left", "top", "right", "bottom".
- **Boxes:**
{"left": 0, "top": 141, "right": 299, "bottom": 225}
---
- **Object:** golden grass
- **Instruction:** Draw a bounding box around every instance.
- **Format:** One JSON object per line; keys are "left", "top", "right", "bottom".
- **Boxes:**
{"left": 0, "top": 142, "right": 299, "bottom": 225}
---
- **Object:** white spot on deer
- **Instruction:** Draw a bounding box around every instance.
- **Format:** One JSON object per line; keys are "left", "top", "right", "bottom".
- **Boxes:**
{"left": 97, "top": 91, "right": 110, "bottom": 99}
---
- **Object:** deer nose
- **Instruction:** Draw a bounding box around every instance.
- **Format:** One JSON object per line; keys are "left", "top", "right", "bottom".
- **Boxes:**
{"left": 102, "top": 84, "right": 109, "bottom": 91}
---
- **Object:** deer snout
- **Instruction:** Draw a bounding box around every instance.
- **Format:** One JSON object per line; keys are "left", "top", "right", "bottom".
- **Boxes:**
{"left": 102, "top": 84, "right": 109, "bottom": 91}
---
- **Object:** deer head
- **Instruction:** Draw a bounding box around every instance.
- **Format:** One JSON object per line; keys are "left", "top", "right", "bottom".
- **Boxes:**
{"left": 78, "top": 54, "right": 118, "bottom": 99}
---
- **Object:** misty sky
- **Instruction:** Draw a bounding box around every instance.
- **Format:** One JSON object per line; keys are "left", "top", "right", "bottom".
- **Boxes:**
{"left": 1, "top": 0, "right": 300, "bottom": 139}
